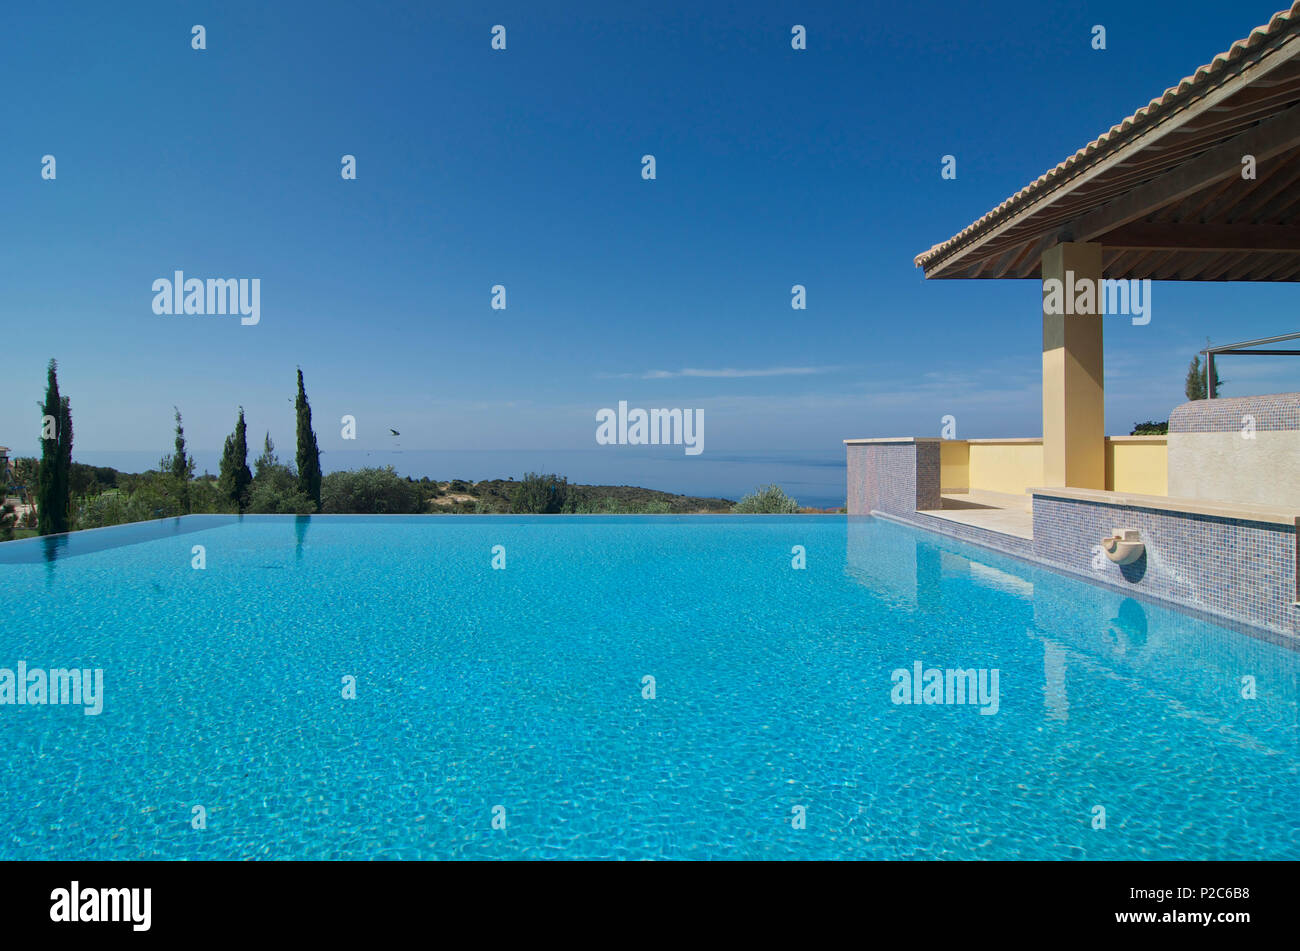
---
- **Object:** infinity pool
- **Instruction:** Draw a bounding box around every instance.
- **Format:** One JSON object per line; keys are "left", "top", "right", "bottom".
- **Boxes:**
{"left": 1, "top": 515, "right": 1296, "bottom": 859}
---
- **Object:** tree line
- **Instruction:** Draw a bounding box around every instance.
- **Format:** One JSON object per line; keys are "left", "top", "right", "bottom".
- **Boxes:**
{"left": 206, "top": 368, "right": 323, "bottom": 514}
{"left": 22, "top": 361, "right": 324, "bottom": 535}
{"left": 5, "top": 362, "right": 811, "bottom": 536}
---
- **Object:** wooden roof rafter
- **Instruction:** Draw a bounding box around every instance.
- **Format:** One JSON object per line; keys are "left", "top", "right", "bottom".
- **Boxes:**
{"left": 915, "top": 4, "right": 1300, "bottom": 282}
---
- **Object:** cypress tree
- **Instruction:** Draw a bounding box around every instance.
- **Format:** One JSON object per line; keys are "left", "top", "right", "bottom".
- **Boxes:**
{"left": 37, "top": 359, "right": 71, "bottom": 535}
{"left": 218, "top": 434, "right": 236, "bottom": 504}
{"left": 295, "top": 369, "right": 322, "bottom": 511}
{"left": 218, "top": 407, "right": 253, "bottom": 511}
{"left": 1184, "top": 356, "right": 1206, "bottom": 401}
{"left": 170, "top": 407, "right": 193, "bottom": 481}
{"left": 169, "top": 407, "right": 194, "bottom": 514}
{"left": 58, "top": 395, "right": 73, "bottom": 524}
{"left": 1185, "top": 347, "right": 1225, "bottom": 401}
{"left": 254, "top": 431, "right": 279, "bottom": 480}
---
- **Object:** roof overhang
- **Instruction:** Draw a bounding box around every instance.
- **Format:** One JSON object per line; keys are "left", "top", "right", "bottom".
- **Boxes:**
{"left": 915, "top": 3, "right": 1300, "bottom": 282}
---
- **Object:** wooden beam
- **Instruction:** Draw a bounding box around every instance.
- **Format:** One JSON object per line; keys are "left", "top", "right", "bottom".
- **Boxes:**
{"left": 1171, "top": 250, "right": 1219, "bottom": 281}
{"left": 1251, "top": 252, "right": 1300, "bottom": 280}
{"left": 1167, "top": 174, "right": 1240, "bottom": 221}
{"left": 1070, "top": 102, "right": 1300, "bottom": 243}
{"left": 919, "top": 33, "right": 1300, "bottom": 277}
{"left": 1187, "top": 156, "right": 1285, "bottom": 222}
{"left": 1267, "top": 185, "right": 1300, "bottom": 223}
{"left": 1096, "top": 221, "right": 1300, "bottom": 252}
{"left": 1221, "top": 253, "right": 1272, "bottom": 281}
{"left": 1203, "top": 249, "right": 1254, "bottom": 280}
{"left": 1234, "top": 161, "right": 1300, "bottom": 221}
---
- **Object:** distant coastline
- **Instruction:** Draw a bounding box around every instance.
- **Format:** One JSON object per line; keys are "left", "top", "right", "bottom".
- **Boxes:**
{"left": 58, "top": 448, "right": 850, "bottom": 510}
{"left": 2, "top": 458, "right": 848, "bottom": 542}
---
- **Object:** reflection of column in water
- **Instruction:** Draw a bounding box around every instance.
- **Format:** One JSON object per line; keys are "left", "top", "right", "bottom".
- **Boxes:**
{"left": 916, "top": 540, "right": 943, "bottom": 614}
{"left": 295, "top": 514, "right": 310, "bottom": 561}
{"left": 1043, "top": 639, "right": 1068, "bottom": 721}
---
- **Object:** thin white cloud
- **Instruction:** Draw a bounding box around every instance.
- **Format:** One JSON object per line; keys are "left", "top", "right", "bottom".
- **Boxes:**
{"left": 599, "top": 366, "right": 843, "bottom": 380}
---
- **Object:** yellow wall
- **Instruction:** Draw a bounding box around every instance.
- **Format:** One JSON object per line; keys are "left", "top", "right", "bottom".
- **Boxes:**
{"left": 939, "top": 440, "right": 969, "bottom": 491}
{"left": 940, "top": 437, "right": 1168, "bottom": 496}
{"left": 1106, "top": 437, "right": 1168, "bottom": 495}
{"left": 969, "top": 441, "right": 1044, "bottom": 496}
{"left": 939, "top": 440, "right": 1044, "bottom": 495}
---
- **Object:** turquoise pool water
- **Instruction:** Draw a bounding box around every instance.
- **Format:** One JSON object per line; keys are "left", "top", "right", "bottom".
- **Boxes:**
{"left": 1, "top": 515, "right": 1296, "bottom": 860}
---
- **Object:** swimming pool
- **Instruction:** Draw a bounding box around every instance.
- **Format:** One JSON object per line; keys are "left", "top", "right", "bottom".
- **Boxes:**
{"left": 1, "top": 515, "right": 1296, "bottom": 859}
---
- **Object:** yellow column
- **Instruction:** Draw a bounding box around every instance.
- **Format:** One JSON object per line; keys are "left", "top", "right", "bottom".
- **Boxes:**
{"left": 1041, "top": 242, "right": 1105, "bottom": 489}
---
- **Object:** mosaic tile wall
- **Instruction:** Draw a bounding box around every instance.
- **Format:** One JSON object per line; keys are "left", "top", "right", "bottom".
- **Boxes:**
{"left": 915, "top": 441, "right": 941, "bottom": 511}
{"left": 847, "top": 443, "right": 922, "bottom": 515}
{"left": 1032, "top": 494, "right": 1298, "bottom": 637}
{"left": 1168, "top": 392, "right": 1300, "bottom": 433}
{"left": 847, "top": 440, "right": 1022, "bottom": 555}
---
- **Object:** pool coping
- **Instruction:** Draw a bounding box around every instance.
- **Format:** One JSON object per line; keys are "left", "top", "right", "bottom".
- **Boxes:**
{"left": 1030, "top": 486, "right": 1300, "bottom": 528}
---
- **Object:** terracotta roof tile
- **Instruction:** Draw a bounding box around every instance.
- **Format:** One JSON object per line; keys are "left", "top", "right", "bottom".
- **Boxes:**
{"left": 915, "top": 3, "right": 1300, "bottom": 271}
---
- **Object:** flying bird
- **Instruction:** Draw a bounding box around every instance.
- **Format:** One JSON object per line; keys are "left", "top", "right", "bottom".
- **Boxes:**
{"left": 389, "top": 429, "right": 400, "bottom": 436}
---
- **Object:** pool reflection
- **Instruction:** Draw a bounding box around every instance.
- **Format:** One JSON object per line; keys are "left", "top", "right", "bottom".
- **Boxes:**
{"left": 846, "top": 516, "right": 1299, "bottom": 745}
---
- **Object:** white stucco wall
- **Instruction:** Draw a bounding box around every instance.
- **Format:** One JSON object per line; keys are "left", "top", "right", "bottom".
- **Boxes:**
{"left": 1167, "top": 430, "right": 1300, "bottom": 507}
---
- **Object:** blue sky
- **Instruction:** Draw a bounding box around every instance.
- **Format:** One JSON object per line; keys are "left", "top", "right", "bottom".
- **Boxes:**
{"left": 3, "top": 0, "right": 1297, "bottom": 466}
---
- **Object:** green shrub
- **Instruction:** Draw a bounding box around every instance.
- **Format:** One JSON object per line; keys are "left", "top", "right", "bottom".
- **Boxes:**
{"left": 69, "top": 463, "right": 119, "bottom": 496}
{"left": 510, "top": 472, "right": 572, "bottom": 514}
{"left": 573, "top": 496, "right": 672, "bottom": 514}
{"left": 71, "top": 470, "right": 237, "bottom": 529}
{"left": 321, "top": 467, "right": 422, "bottom": 514}
{"left": 75, "top": 489, "right": 137, "bottom": 529}
{"left": 128, "top": 474, "right": 191, "bottom": 520}
{"left": 247, "top": 481, "right": 316, "bottom": 514}
{"left": 187, "top": 477, "right": 236, "bottom": 514}
{"left": 732, "top": 484, "right": 799, "bottom": 514}
{"left": 1130, "top": 420, "right": 1169, "bottom": 435}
